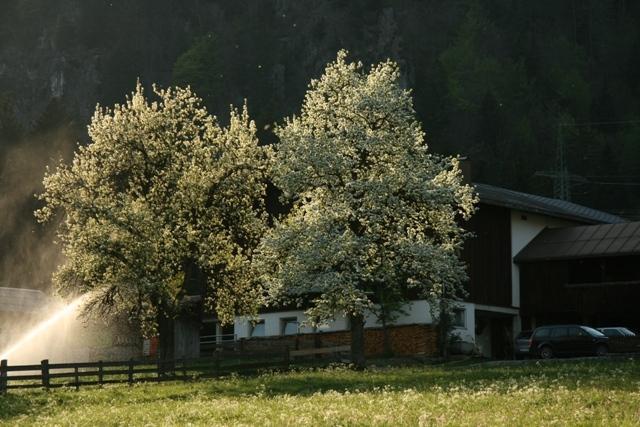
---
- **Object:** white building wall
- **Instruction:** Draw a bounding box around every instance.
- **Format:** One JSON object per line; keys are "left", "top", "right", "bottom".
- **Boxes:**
{"left": 363, "top": 299, "right": 434, "bottom": 327}
{"left": 233, "top": 299, "right": 480, "bottom": 353}
{"left": 453, "top": 302, "right": 476, "bottom": 345}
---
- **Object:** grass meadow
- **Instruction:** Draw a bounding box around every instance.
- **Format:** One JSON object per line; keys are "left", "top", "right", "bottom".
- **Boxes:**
{"left": 1, "top": 358, "right": 639, "bottom": 426}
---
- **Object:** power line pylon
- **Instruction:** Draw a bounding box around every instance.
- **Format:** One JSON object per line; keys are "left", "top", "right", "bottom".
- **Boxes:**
{"left": 554, "top": 124, "right": 570, "bottom": 201}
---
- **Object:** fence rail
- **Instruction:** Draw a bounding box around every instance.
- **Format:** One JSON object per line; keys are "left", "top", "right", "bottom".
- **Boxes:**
{"left": 0, "top": 345, "right": 351, "bottom": 394}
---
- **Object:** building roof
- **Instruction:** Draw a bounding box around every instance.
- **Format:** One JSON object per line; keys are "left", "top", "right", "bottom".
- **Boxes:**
{"left": 514, "top": 221, "right": 640, "bottom": 263}
{"left": 474, "top": 183, "right": 626, "bottom": 225}
{"left": 0, "top": 287, "right": 49, "bottom": 313}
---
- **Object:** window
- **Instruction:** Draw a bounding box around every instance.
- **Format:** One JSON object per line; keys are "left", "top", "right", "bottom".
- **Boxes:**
{"left": 582, "top": 326, "right": 605, "bottom": 337}
{"left": 281, "top": 317, "right": 299, "bottom": 336}
{"left": 568, "top": 327, "right": 587, "bottom": 337}
{"left": 250, "top": 320, "right": 265, "bottom": 337}
{"left": 452, "top": 308, "right": 465, "bottom": 328}
{"left": 200, "top": 320, "right": 219, "bottom": 345}
{"left": 200, "top": 320, "right": 218, "bottom": 338}
{"left": 551, "top": 327, "right": 568, "bottom": 338}
{"left": 621, "top": 328, "right": 636, "bottom": 337}
{"left": 533, "top": 328, "right": 550, "bottom": 338}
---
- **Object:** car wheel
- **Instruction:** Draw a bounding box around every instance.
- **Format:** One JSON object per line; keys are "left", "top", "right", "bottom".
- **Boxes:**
{"left": 595, "top": 345, "right": 608, "bottom": 357}
{"left": 539, "top": 346, "right": 553, "bottom": 359}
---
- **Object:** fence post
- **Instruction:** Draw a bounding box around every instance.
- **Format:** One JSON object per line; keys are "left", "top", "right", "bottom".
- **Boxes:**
{"left": 0, "top": 359, "right": 7, "bottom": 395}
{"left": 74, "top": 366, "right": 79, "bottom": 391}
{"left": 284, "top": 347, "right": 291, "bottom": 370}
{"left": 41, "top": 359, "right": 50, "bottom": 390}
{"left": 157, "top": 354, "right": 163, "bottom": 380}
{"left": 128, "top": 358, "right": 134, "bottom": 386}
{"left": 98, "top": 360, "right": 103, "bottom": 386}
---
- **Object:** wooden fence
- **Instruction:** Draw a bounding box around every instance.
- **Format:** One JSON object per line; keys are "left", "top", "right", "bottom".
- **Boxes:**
{"left": 0, "top": 345, "right": 351, "bottom": 394}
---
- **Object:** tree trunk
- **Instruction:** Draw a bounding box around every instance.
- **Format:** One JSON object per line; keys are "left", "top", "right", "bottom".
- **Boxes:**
{"left": 349, "top": 313, "right": 366, "bottom": 369}
{"left": 437, "top": 300, "right": 450, "bottom": 360}
{"left": 157, "top": 312, "right": 175, "bottom": 370}
{"left": 381, "top": 316, "right": 393, "bottom": 358}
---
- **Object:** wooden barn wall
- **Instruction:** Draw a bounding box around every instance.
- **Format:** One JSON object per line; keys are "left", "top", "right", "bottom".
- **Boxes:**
{"left": 519, "top": 257, "right": 640, "bottom": 330}
{"left": 461, "top": 203, "right": 512, "bottom": 307}
{"left": 520, "top": 261, "right": 570, "bottom": 316}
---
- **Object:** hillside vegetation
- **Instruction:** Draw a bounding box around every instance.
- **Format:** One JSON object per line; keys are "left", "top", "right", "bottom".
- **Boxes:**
{"left": 2, "top": 1, "right": 640, "bottom": 289}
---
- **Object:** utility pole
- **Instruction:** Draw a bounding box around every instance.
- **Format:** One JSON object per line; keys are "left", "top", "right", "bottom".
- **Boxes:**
{"left": 535, "top": 119, "right": 640, "bottom": 202}
{"left": 534, "top": 122, "right": 573, "bottom": 201}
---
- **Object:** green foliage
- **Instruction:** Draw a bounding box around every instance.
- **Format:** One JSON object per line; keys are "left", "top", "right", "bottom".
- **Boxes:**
{"left": 36, "top": 84, "right": 270, "bottom": 332}
{"left": 539, "top": 37, "right": 591, "bottom": 117}
{"left": 172, "top": 35, "right": 222, "bottom": 111}
{"left": 440, "top": 4, "right": 512, "bottom": 113}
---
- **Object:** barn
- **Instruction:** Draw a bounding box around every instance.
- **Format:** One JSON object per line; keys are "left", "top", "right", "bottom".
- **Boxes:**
{"left": 515, "top": 221, "right": 640, "bottom": 332}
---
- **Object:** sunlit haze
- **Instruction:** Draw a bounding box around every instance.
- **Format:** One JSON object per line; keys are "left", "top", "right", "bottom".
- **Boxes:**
{"left": 0, "top": 294, "right": 88, "bottom": 364}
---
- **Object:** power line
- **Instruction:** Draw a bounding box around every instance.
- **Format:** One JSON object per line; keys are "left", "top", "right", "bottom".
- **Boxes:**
{"left": 536, "top": 118, "right": 640, "bottom": 201}
{"left": 584, "top": 181, "right": 640, "bottom": 187}
{"left": 560, "top": 119, "right": 640, "bottom": 127}
{"left": 583, "top": 175, "right": 640, "bottom": 179}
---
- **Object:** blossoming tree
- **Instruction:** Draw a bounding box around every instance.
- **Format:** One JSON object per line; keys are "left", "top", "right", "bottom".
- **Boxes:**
{"left": 256, "top": 51, "right": 477, "bottom": 367}
{"left": 36, "top": 84, "right": 269, "bottom": 358}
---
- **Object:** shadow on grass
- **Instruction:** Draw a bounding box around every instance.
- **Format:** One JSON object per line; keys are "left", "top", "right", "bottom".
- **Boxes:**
{"left": 1, "top": 358, "right": 638, "bottom": 421}
{"left": 0, "top": 393, "right": 50, "bottom": 420}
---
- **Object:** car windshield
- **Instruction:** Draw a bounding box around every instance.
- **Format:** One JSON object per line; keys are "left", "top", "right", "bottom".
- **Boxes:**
{"left": 620, "top": 327, "right": 636, "bottom": 336}
{"left": 582, "top": 326, "right": 606, "bottom": 337}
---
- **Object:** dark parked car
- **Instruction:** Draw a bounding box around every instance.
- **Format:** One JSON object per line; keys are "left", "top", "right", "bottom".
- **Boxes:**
{"left": 530, "top": 325, "right": 609, "bottom": 359}
{"left": 597, "top": 327, "right": 636, "bottom": 337}
{"left": 514, "top": 330, "right": 533, "bottom": 359}
{"left": 598, "top": 327, "right": 640, "bottom": 353}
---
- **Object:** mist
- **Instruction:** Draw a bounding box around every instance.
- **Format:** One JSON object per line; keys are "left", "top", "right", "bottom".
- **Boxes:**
{"left": 0, "top": 289, "right": 142, "bottom": 366}
{"left": 0, "top": 126, "right": 74, "bottom": 291}
{"left": 0, "top": 119, "right": 142, "bottom": 365}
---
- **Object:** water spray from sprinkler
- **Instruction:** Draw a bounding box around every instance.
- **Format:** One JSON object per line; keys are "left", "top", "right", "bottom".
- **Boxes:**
{"left": 0, "top": 294, "right": 89, "bottom": 361}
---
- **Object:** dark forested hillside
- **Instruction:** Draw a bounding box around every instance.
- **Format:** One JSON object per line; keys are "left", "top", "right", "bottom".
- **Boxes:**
{"left": 1, "top": 0, "right": 640, "bottom": 288}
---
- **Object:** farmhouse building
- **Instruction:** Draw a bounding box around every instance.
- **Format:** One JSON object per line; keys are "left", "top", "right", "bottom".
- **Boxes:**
{"left": 196, "top": 183, "right": 630, "bottom": 359}
{"left": 458, "top": 183, "right": 625, "bottom": 358}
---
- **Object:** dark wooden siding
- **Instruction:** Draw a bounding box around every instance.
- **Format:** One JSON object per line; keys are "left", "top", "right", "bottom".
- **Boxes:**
{"left": 520, "top": 261, "right": 571, "bottom": 316}
{"left": 461, "top": 203, "right": 512, "bottom": 307}
{"left": 519, "top": 256, "right": 640, "bottom": 331}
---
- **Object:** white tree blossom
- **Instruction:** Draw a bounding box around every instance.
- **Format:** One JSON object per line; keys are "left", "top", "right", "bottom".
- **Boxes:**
{"left": 36, "top": 84, "right": 270, "bottom": 334}
{"left": 256, "top": 51, "right": 477, "bottom": 334}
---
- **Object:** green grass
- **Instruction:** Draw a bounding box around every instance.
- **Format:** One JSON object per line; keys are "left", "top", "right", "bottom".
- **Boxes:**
{"left": 2, "top": 358, "right": 640, "bottom": 426}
